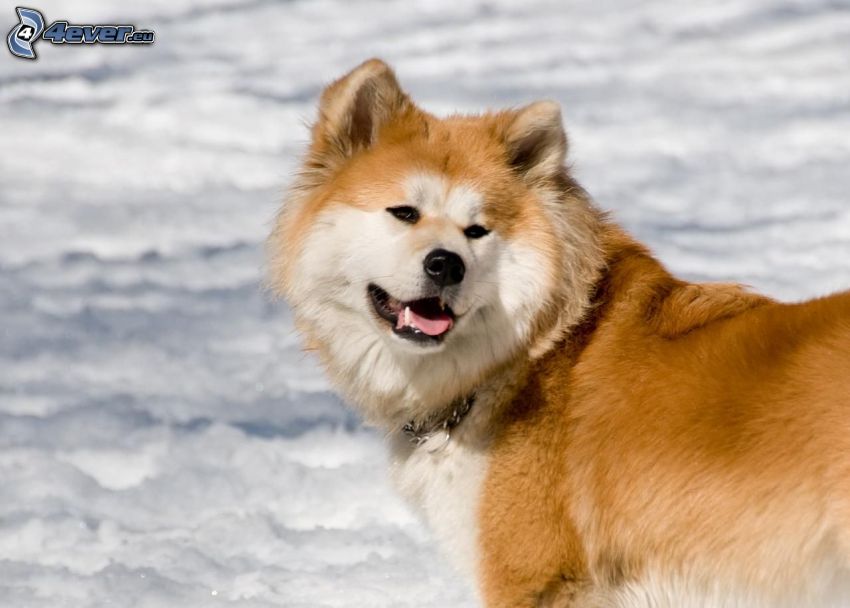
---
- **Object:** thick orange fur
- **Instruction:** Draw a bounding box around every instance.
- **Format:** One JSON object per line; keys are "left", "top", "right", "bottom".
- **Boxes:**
{"left": 480, "top": 227, "right": 850, "bottom": 606}
{"left": 269, "top": 59, "right": 850, "bottom": 607}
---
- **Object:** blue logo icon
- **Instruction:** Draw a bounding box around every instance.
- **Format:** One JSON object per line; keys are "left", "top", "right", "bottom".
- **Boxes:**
{"left": 6, "top": 7, "right": 155, "bottom": 60}
{"left": 7, "top": 7, "right": 45, "bottom": 59}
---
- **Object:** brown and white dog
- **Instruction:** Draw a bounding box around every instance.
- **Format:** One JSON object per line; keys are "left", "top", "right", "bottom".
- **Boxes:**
{"left": 267, "top": 59, "right": 850, "bottom": 607}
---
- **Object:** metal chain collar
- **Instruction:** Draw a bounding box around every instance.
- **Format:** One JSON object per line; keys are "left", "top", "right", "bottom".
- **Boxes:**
{"left": 402, "top": 394, "right": 475, "bottom": 452}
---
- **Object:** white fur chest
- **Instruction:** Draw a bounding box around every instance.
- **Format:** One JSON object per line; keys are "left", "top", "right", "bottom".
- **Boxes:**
{"left": 389, "top": 431, "right": 490, "bottom": 592}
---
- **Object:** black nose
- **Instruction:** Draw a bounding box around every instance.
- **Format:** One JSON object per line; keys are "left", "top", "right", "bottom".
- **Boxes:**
{"left": 423, "top": 249, "right": 465, "bottom": 287}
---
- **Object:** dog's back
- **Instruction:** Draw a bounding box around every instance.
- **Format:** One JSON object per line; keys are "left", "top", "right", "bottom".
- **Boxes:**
{"left": 480, "top": 231, "right": 850, "bottom": 606}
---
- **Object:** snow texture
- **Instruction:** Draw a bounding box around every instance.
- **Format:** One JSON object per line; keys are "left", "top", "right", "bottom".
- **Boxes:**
{"left": 1, "top": 0, "right": 849, "bottom": 606}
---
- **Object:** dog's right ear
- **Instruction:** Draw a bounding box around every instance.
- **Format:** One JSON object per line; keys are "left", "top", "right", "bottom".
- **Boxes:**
{"left": 309, "top": 59, "right": 410, "bottom": 170}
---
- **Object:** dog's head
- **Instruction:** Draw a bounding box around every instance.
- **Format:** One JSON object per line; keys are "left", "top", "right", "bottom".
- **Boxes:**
{"left": 268, "top": 59, "right": 603, "bottom": 426}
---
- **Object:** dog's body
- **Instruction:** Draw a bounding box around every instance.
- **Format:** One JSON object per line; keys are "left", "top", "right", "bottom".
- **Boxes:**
{"left": 268, "top": 59, "right": 850, "bottom": 606}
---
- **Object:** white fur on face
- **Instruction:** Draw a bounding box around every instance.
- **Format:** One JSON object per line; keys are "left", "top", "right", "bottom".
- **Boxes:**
{"left": 286, "top": 171, "right": 555, "bottom": 426}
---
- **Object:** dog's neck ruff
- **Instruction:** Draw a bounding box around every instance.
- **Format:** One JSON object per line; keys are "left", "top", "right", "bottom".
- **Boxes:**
{"left": 402, "top": 394, "right": 476, "bottom": 452}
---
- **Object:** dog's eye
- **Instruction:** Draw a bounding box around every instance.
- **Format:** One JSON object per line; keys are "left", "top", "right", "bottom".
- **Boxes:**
{"left": 463, "top": 224, "right": 490, "bottom": 239}
{"left": 386, "top": 206, "right": 420, "bottom": 224}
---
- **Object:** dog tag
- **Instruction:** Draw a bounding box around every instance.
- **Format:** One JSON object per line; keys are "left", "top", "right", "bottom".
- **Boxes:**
{"left": 423, "top": 430, "right": 451, "bottom": 454}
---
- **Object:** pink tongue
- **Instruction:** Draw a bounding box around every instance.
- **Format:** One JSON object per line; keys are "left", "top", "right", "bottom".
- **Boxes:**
{"left": 396, "top": 306, "right": 453, "bottom": 336}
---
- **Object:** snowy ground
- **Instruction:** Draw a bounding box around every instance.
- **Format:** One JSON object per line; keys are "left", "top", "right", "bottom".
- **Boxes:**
{"left": 1, "top": 0, "right": 849, "bottom": 606}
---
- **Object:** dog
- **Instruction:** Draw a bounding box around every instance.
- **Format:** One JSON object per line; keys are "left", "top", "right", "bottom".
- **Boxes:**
{"left": 267, "top": 59, "right": 850, "bottom": 607}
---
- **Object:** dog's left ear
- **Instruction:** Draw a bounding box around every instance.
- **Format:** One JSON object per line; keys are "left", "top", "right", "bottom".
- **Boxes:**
{"left": 502, "top": 100, "right": 567, "bottom": 183}
{"left": 310, "top": 58, "right": 411, "bottom": 166}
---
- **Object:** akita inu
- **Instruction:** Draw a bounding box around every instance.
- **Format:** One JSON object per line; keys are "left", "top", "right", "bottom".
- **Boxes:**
{"left": 268, "top": 59, "right": 850, "bottom": 607}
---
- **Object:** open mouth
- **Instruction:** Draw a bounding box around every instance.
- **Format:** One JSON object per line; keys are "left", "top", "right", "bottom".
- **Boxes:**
{"left": 368, "top": 283, "right": 455, "bottom": 344}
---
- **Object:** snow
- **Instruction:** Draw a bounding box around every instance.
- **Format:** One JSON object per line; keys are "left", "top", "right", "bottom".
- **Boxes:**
{"left": 1, "top": 0, "right": 849, "bottom": 605}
